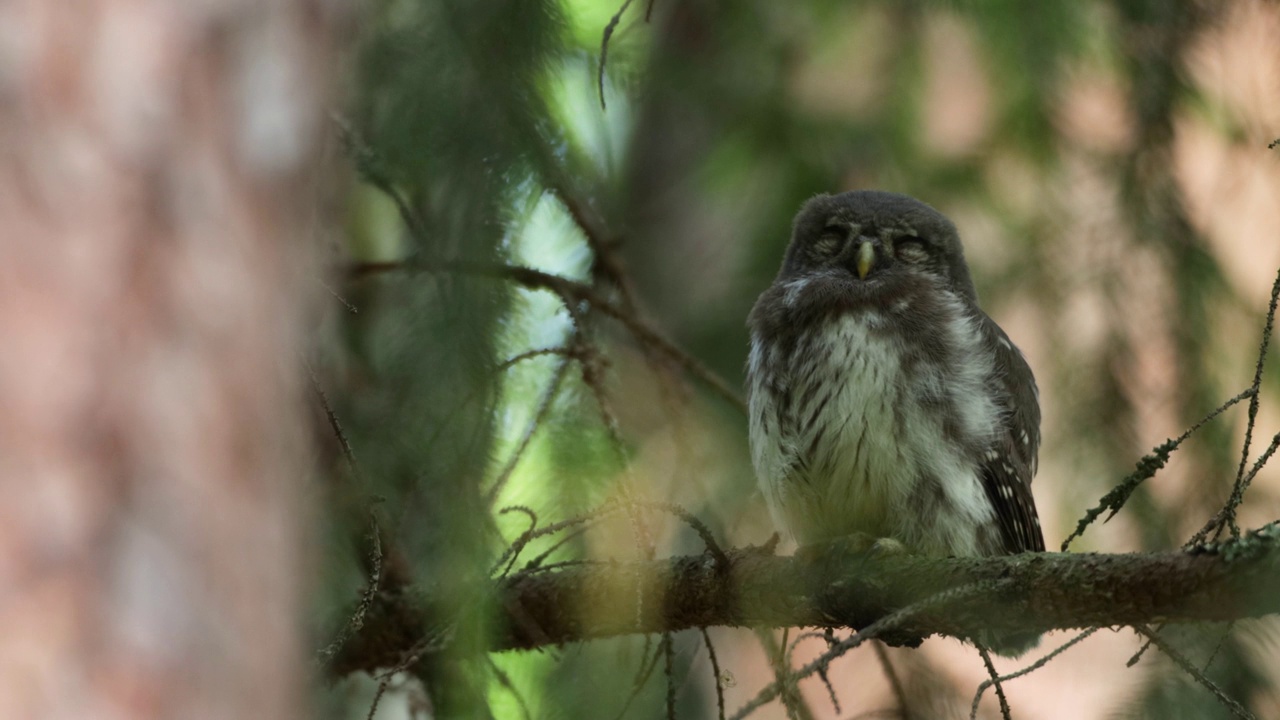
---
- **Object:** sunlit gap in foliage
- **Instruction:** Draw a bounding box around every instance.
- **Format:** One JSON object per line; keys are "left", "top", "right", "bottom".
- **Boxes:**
{"left": 485, "top": 55, "right": 632, "bottom": 720}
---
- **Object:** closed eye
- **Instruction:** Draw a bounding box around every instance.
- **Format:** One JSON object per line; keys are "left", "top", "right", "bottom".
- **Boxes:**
{"left": 895, "top": 236, "right": 928, "bottom": 263}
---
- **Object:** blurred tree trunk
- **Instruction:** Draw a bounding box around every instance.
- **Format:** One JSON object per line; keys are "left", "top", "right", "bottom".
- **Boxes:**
{"left": 0, "top": 1, "right": 343, "bottom": 717}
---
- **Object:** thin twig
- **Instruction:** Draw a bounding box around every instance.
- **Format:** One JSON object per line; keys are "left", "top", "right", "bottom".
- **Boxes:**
{"left": 1187, "top": 266, "right": 1280, "bottom": 540}
{"left": 762, "top": 629, "right": 806, "bottom": 720}
{"left": 350, "top": 259, "right": 747, "bottom": 411}
{"left": 816, "top": 645, "right": 841, "bottom": 716}
{"left": 487, "top": 657, "right": 533, "bottom": 720}
{"left": 730, "top": 581, "right": 1008, "bottom": 720}
{"left": 489, "top": 505, "right": 539, "bottom": 577}
{"left": 309, "top": 364, "right": 359, "bottom": 477}
{"left": 613, "top": 634, "right": 666, "bottom": 720}
{"left": 484, "top": 356, "right": 572, "bottom": 504}
{"left": 1136, "top": 627, "right": 1256, "bottom": 720}
{"left": 970, "top": 629, "right": 1097, "bottom": 718}
{"left": 363, "top": 629, "right": 454, "bottom": 720}
{"left": 631, "top": 500, "right": 731, "bottom": 570}
{"left": 548, "top": 184, "right": 638, "bottom": 311}
{"left": 496, "top": 345, "right": 579, "bottom": 372}
{"left": 330, "top": 113, "right": 429, "bottom": 242}
{"left": 1062, "top": 387, "right": 1254, "bottom": 550}
{"left": 873, "top": 642, "right": 911, "bottom": 720}
{"left": 701, "top": 628, "right": 727, "bottom": 720}
{"left": 309, "top": 366, "right": 386, "bottom": 663}
{"left": 319, "top": 276, "right": 359, "bottom": 313}
{"left": 782, "top": 630, "right": 841, "bottom": 715}
{"left": 319, "top": 513, "right": 383, "bottom": 663}
{"left": 495, "top": 502, "right": 626, "bottom": 578}
{"left": 598, "top": 0, "right": 637, "bottom": 110}
{"left": 976, "top": 647, "right": 1012, "bottom": 720}
{"left": 664, "top": 633, "right": 677, "bottom": 720}
{"left": 523, "top": 524, "right": 603, "bottom": 571}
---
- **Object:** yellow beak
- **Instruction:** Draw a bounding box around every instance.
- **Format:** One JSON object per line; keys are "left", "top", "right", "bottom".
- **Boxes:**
{"left": 856, "top": 241, "right": 875, "bottom": 280}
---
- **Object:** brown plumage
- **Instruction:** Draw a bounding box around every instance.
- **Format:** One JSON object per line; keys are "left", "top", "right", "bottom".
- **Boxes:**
{"left": 747, "top": 189, "right": 1039, "bottom": 650}
{"left": 747, "top": 191, "right": 1043, "bottom": 651}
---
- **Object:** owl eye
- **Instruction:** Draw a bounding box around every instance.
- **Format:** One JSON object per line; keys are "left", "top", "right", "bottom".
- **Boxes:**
{"left": 895, "top": 236, "right": 928, "bottom": 263}
{"left": 813, "top": 237, "right": 839, "bottom": 256}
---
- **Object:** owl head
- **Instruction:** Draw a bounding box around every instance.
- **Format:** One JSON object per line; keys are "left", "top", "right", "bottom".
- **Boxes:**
{"left": 777, "top": 191, "right": 978, "bottom": 302}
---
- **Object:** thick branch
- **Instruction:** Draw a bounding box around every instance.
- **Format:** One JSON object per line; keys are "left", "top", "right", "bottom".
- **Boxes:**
{"left": 330, "top": 523, "right": 1280, "bottom": 676}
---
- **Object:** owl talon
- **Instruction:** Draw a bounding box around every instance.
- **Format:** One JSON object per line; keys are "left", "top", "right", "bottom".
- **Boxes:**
{"left": 868, "top": 537, "right": 908, "bottom": 557}
{"left": 797, "top": 532, "right": 882, "bottom": 564}
{"left": 743, "top": 533, "right": 781, "bottom": 557}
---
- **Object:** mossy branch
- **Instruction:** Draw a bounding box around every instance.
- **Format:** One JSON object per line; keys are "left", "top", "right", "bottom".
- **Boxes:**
{"left": 328, "top": 521, "right": 1280, "bottom": 676}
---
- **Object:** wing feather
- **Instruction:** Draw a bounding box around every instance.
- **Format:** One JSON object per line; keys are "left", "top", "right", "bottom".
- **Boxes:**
{"left": 977, "top": 314, "right": 1045, "bottom": 553}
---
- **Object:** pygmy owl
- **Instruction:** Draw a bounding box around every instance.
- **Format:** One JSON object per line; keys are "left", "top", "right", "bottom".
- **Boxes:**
{"left": 747, "top": 191, "right": 1044, "bottom": 561}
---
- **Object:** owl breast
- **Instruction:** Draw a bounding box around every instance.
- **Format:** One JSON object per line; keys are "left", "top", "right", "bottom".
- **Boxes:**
{"left": 748, "top": 285, "right": 1006, "bottom": 556}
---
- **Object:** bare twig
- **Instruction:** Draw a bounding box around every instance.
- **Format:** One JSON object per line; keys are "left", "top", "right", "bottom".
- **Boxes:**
{"left": 496, "top": 345, "right": 580, "bottom": 372}
{"left": 548, "top": 185, "right": 638, "bottom": 311}
{"left": 363, "top": 629, "right": 454, "bottom": 720}
{"left": 631, "top": 500, "right": 731, "bottom": 570}
{"left": 487, "top": 657, "right": 534, "bottom": 720}
{"left": 701, "top": 628, "right": 727, "bottom": 720}
{"left": 319, "top": 513, "right": 383, "bottom": 663}
{"left": 331, "top": 113, "right": 429, "bottom": 242}
{"left": 484, "top": 356, "right": 572, "bottom": 504}
{"left": 490, "top": 506, "right": 539, "bottom": 578}
{"left": 319, "top": 276, "right": 359, "bottom": 313}
{"left": 783, "top": 631, "right": 841, "bottom": 716}
{"left": 969, "top": 629, "right": 1096, "bottom": 718}
{"left": 815, "top": 645, "right": 841, "bottom": 716}
{"left": 1136, "top": 627, "right": 1256, "bottom": 720}
{"left": 523, "top": 524, "right": 603, "bottom": 571}
{"left": 351, "top": 259, "right": 747, "bottom": 411}
{"left": 1062, "top": 387, "right": 1254, "bottom": 550}
{"left": 598, "top": 0, "right": 638, "bottom": 111}
{"left": 664, "top": 633, "right": 677, "bottom": 720}
{"left": 873, "top": 642, "right": 911, "bottom": 720}
{"left": 309, "top": 366, "right": 387, "bottom": 664}
{"left": 612, "top": 634, "right": 666, "bottom": 720}
{"left": 760, "top": 629, "right": 808, "bottom": 720}
{"left": 976, "top": 646, "right": 1012, "bottom": 720}
{"left": 492, "top": 501, "right": 625, "bottom": 578}
{"left": 1192, "top": 266, "right": 1280, "bottom": 543}
{"left": 729, "top": 582, "right": 1009, "bottom": 720}
{"left": 309, "top": 364, "right": 359, "bottom": 477}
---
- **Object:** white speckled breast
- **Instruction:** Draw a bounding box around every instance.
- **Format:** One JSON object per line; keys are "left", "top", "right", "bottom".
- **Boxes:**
{"left": 748, "top": 292, "right": 1005, "bottom": 556}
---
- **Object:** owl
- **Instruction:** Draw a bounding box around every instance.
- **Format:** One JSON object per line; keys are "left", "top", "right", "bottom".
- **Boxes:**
{"left": 746, "top": 191, "right": 1044, "bottom": 562}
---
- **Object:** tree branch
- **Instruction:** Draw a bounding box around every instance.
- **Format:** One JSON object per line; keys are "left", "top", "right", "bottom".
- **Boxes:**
{"left": 329, "top": 522, "right": 1280, "bottom": 676}
{"left": 348, "top": 258, "right": 747, "bottom": 411}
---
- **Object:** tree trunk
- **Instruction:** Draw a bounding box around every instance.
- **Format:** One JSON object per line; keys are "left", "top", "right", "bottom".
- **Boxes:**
{"left": 0, "top": 2, "right": 342, "bottom": 717}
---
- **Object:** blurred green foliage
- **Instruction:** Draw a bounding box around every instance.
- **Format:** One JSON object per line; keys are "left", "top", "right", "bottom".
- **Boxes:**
{"left": 317, "top": 0, "right": 1280, "bottom": 717}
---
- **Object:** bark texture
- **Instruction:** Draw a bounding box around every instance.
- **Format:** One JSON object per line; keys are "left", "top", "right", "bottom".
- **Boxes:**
{"left": 330, "top": 524, "right": 1280, "bottom": 674}
{"left": 0, "top": 2, "right": 342, "bottom": 717}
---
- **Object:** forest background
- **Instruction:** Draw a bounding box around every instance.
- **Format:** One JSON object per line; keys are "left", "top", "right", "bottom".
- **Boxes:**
{"left": 3, "top": 1, "right": 1280, "bottom": 719}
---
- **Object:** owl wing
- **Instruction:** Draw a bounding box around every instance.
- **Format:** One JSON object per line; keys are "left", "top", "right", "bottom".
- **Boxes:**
{"left": 977, "top": 313, "right": 1045, "bottom": 554}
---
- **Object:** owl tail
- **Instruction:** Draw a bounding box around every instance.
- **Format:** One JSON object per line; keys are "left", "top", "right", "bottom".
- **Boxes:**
{"left": 976, "top": 629, "right": 1041, "bottom": 659}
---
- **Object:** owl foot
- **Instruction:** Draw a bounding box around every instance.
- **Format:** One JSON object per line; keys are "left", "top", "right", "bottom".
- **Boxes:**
{"left": 797, "top": 532, "right": 907, "bottom": 564}
{"left": 867, "top": 537, "right": 907, "bottom": 557}
{"left": 746, "top": 532, "right": 781, "bottom": 556}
